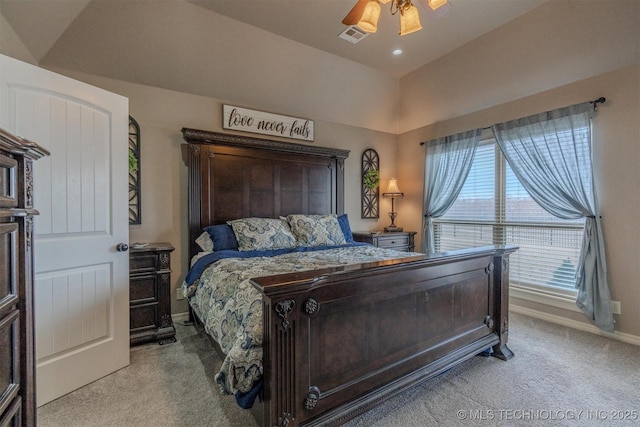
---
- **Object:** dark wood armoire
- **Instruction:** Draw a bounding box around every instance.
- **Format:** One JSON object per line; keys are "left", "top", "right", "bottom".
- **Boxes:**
{"left": 0, "top": 127, "right": 48, "bottom": 427}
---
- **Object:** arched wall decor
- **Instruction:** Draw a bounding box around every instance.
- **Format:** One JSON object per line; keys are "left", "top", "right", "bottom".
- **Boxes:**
{"left": 361, "top": 148, "right": 380, "bottom": 219}
{"left": 129, "top": 116, "right": 141, "bottom": 224}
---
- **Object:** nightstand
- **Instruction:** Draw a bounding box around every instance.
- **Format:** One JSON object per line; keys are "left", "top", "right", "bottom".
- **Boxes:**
{"left": 352, "top": 231, "right": 417, "bottom": 252}
{"left": 129, "top": 242, "right": 176, "bottom": 345}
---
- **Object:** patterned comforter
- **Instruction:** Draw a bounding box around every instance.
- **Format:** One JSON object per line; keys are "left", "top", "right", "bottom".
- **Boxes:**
{"left": 182, "top": 244, "right": 419, "bottom": 399}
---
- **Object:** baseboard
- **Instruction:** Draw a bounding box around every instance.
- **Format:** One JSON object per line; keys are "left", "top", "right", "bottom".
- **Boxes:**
{"left": 510, "top": 305, "right": 640, "bottom": 346}
{"left": 172, "top": 312, "right": 190, "bottom": 323}
{"left": 510, "top": 285, "right": 581, "bottom": 313}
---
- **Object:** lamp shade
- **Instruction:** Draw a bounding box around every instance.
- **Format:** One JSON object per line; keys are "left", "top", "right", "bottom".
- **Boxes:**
{"left": 358, "top": 0, "right": 381, "bottom": 32}
{"left": 427, "top": 0, "right": 448, "bottom": 10}
{"left": 383, "top": 178, "right": 404, "bottom": 196}
{"left": 343, "top": 0, "right": 381, "bottom": 33}
{"left": 399, "top": 5, "right": 422, "bottom": 35}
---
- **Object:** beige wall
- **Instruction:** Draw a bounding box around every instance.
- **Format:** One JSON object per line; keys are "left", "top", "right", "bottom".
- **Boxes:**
{"left": 399, "top": 0, "right": 639, "bottom": 134}
{"left": 397, "top": 0, "right": 640, "bottom": 336}
{"left": 42, "top": 69, "right": 398, "bottom": 315}
{"left": 399, "top": 65, "right": 639, "bottom": 336}
{"left": 2, "top": 0, "right": 638, "bottom": 337}
{"left": 1, "top": 1, "right": 401, "bottom": 315}
{"left": 40, "top": 0, "right": 400, "bottom": 134}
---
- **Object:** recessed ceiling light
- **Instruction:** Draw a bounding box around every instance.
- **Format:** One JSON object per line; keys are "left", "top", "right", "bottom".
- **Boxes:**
{"left": 392, "top": 49, "right": 403, "bottom": 56}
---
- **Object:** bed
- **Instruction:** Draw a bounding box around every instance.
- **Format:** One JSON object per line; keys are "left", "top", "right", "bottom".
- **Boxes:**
{"left": 182, "top": 128, "right": 516, "bottom": 427}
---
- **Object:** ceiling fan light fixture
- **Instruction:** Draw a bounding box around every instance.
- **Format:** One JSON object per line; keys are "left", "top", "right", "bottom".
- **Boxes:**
{"left": 342, "top": 0, "right": 381, "bottom": 33}
{"left": 343, "top": 0, "right": 429, "bottom": 36}
{"left": 422, "top": 0, "right": 451, "bottom": 18}
{"left": 399, "top": 5, "right": 422, "bottom": 35}
{"left": 357, "top": 0, "right": 382, "bottom": 33}
{"left": 427, "top": 0, "right": 448, "bottom": 10}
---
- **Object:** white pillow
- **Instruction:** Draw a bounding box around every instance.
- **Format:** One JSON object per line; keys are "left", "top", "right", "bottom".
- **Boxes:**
{"left": 195, "top": 231, "right": 214, "bottom": 252}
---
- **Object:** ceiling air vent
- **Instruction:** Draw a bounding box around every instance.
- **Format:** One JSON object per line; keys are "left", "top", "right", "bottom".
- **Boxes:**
{"left": 338, "top": 26, "right": 369, "bottom": 44}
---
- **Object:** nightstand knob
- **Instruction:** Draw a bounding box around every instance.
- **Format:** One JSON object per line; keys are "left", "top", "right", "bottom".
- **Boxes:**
{"left": 116, "top": 243, "right": 129, "bottom": 252}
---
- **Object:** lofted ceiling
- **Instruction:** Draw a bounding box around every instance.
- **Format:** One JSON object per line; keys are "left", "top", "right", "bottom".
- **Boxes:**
{"left": 188, "top": 0, "right": 548, "bottom": 77}
{"left": 2, "top": 0, "right": 548, "bottom": 78}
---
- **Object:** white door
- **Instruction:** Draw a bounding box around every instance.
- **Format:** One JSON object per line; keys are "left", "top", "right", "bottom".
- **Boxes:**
{"left": 0, "top": 54, "right": 130, "bottom": 405}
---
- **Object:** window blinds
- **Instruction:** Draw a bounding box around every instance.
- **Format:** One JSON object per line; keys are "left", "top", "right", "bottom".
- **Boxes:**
{"left": 435, "top": 140, "right": 584, "bottom": 291}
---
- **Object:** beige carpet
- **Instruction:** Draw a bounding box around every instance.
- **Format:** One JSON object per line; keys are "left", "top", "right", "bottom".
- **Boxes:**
{"left": 38, "top": 313, "right": 640, "bottom": 427}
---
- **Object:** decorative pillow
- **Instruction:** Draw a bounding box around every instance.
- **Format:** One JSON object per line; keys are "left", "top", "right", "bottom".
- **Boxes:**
{"left": 337, "top": 213, "right": 354, "bottom": 243}
{"left": 204, "top": 224, "right": 239, "bottom": 251}
{"left": 286, "top": 214, "right": 347, "bottom": 247}
{"left": 227, "top": 218, "right": 297, "bottom": 252}
{"left": 195, "top": 231, "right": 214, "bottom": 252}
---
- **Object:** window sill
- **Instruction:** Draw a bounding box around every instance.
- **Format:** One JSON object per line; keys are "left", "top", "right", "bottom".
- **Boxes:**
{"left": 510, "top": 283, "right": 580, "bottom": 313}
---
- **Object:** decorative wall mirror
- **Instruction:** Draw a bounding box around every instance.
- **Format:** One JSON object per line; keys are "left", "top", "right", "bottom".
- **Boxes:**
{"left": 129, "top": 116, "right": 141, "bottom": 224}
{"left": 361, "top": 148, "right": 380, "bottom": 219}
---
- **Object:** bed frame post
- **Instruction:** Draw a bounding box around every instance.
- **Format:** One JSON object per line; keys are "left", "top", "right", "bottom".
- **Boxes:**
{"left": 262, "top": 296, "right": 302, "bottom": 427}
{"left": 491, "top": 246, "right": 515, "bottom": 360}
{"left": 187, "top": 143, "right": 202, "bottom": 260}
{"left": 336, "top": 158, "right": 345, "bottom": 215}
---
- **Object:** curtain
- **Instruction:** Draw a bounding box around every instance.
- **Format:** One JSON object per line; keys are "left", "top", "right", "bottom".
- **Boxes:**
{"left": 492, "top": 102, "right": 614, "bottom": 332}
{"left": 421, "top": 129, "right": 481, "bottom": 254}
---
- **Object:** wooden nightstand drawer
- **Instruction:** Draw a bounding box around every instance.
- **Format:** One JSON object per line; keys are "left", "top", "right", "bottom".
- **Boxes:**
{"left": 0, "top": 154, "right": 17, "bottom": 208}
{"left": 130, "top": 254, "right": 160, "bottom": 273}
{"left": 0, "top": 395, "right": 22, "bottom": 427}
{"left": 129, "top": 275, "right": 158, "bottom": 304}
{"left": 130, "top": 303, "right": 158, "bottom": 331}
{"left": 352, "top": 231, "right": 417, "bottom": 253}
{"left": 376, "top": 234, "right": 410, "bottom": 249}
{"left": 0, "top": 310, "right": 19, "bottom": 412}
{"left": 0, "top": 223, "right": 18, "bottom": 308}
{"left": 129, "top": 243, "right": 175, "bottom": 346}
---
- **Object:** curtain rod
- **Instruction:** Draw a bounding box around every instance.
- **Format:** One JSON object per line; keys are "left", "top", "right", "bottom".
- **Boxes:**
{"left": 420, "top": 127, "right": 491, "bottom": 146}
{"left": 591, "top": 97, "right": 606, "bottom": 111}
{"left": 419, "top": 97, "right": 606, "bottom": 146}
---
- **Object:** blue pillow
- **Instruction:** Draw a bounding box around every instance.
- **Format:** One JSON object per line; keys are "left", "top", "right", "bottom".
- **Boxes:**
{"left": 204, "top": 224, "right": 239, "bottom": 251}
{"left": 338, "top": 213, "right": 354, "bottom": 243}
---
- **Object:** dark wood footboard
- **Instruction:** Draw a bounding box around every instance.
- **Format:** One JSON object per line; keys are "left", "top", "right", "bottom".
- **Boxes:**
{"left": 251, "top": 245, "right": 517, "bottom": 427}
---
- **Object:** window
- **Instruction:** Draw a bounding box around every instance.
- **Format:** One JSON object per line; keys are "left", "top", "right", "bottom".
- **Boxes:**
{"left": 434, "top": 134, "right": 584, "bottom": 294}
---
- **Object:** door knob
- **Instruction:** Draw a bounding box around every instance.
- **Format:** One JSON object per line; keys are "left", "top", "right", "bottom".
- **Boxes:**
{"left": 116, "top": 243, "right": 129, "bottom": 252}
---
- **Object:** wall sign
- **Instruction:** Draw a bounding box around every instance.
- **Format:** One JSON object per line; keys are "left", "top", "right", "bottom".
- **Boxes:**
{"left": 223, "top": 105, "right": 314, "bottom": 142}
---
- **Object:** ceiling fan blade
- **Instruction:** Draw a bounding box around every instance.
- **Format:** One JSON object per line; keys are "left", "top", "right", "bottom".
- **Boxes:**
{"left": 342, "top": 0, "right": 369, "bottom": 25}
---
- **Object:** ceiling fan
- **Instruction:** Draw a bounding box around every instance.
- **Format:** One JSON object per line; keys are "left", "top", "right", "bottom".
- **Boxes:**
{"left": 342, "top": 0, "right": 451, "bottom": 36}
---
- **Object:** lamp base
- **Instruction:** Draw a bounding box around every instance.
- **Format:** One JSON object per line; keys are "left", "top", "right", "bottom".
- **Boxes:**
{"left": 384, "top": 226, "right": 403, "bottom": 232}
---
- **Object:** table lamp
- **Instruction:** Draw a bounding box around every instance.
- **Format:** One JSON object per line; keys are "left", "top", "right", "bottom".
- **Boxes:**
{"left": 383, "top": 178, "right": 403, "bottom": 232}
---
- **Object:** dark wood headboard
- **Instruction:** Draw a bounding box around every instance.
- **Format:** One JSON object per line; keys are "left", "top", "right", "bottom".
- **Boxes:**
{"left": 182, "top": 128, "right": 350, "bottom": 258}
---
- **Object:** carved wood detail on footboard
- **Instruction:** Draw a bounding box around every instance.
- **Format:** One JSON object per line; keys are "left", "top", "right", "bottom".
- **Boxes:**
{"left": 252, "top": 245, "right": 517, "bottom": 427}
